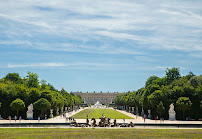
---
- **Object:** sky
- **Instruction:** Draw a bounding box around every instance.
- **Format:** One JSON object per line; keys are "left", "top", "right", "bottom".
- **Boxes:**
{"left": 0, "top": 0, "right": 202, "bottom": 93}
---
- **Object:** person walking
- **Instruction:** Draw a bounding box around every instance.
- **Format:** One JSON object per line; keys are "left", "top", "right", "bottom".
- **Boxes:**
{"left": 14, "top": 115, "right": 17, "bottom": 122}
{"left": 8, "top": 116, "right": 11, "bottom": 122}
{"left": 38, "top": 116, "right": 40, "bottom": 122}
{"left": 19, "top": 116, "right": 22, "bottom": 122}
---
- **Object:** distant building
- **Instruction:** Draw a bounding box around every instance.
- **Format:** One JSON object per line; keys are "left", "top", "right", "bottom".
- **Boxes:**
{"left": 73, "top": 92, "right": 123, "bottom": 104}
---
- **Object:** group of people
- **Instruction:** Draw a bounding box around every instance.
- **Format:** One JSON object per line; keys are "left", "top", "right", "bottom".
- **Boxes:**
{"left": 6, "top": 115, "right": 22, "bottom": 122}
{"left": 84, "top": 114, "right": 118, "bottom": 127}
{"left": 62, "top": 113, "right": 75, "bottom": 123}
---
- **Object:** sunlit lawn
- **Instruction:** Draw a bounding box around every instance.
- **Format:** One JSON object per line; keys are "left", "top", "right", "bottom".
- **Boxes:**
{"left": 72, "top": 108, "right": 133, "bottom": 119}
{"left": 0, "top": 128, "right": 201, "bottom": 139}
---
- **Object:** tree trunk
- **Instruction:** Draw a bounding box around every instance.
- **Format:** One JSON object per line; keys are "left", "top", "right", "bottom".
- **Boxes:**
{"left": 17, "top": 110, "right": 19, "bottom": 117}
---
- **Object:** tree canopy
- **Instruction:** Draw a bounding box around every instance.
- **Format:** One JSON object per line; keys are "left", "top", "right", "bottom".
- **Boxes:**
{"left": 10, "top": 98, "right": 25, "bottom": 117}
{"left": 115, "top": 67, "right": 201, "bottom": 120}
{"left": 176, "top": 97, "right": 192, "bottom": 120}
{"left": 0, "top": 72, "right": 82, "bottom": 119}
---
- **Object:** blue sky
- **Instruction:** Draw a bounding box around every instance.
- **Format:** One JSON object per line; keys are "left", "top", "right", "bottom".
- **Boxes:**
{"left": 0, "top": 0, "right": 202, "bottom": 92}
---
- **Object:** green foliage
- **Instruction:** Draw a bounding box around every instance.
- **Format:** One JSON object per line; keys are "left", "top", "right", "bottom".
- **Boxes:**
{"left": 115, "top": 68, "right": 201, "bottom": 120}
{"left": 40, "top": 80, "right": 48, "bottom": 90}
{"left": 33, "top": 98, "right": 51, "bottom": 118}
{"left": 10, "top": 98, "right": 25, "bottom": 116}
{"left": 176, "top": 97, "right": 192, "bottom": 120}
{"left": 28, "top": 88, "right": 41, "bottom": 104}
{"left": 166, "top": 67, "right": 181, "bottom": 84}
{"left": 5, "top": 73, "right": 22, "bottom": 83}
{"left": 26, "top": 71, "right": 39, "bottom": 88}
{"left": 33, "top": 98, "right": 51, "bottom": 110}
{"left": 145, "top": 76, "right": 159, "bottom": 87}
{"left": 0, "top": 72, "right": 82, "bottom": 119}
{"left": 189, "top": 75, "right": 202, "bottom": 87}
{"left": 148, "top": 90, "right": 163, "bottom": 109}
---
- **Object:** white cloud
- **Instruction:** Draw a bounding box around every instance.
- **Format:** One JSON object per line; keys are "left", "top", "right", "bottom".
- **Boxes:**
{"left": 0, "top": 0, "right": 202, "bottom": 54}
{"left": 8, "top": 63, "right": 66, "bottom": 68}
{"left": 155, "top": 66, "right": 187, "bottom": 70}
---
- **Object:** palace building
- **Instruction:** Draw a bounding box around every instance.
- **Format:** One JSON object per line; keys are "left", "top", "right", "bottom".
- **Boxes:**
{"left": 72, "top": 92, "right": 123, "bottom": 104}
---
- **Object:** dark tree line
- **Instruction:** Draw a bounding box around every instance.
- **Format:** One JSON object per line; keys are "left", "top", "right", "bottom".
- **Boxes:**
{"left": 115, "top": 68, "right": 202, "bottom": 120}
{"left": 0, "top": 72, "right": 82, "bottom": 119}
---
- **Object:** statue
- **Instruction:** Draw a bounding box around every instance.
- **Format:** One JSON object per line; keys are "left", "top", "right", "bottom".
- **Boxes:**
{"left": 169, "top": 103, "right": 176, "bottom": 120}
{"left": 107, "top": 117, "right": 111, "bottom": 127}
{"left": 148, "top": 110, "right": 151, "bottom": 119}
{"left": 132, "top": 107, "right": 135, "bottom": 113}
{"left": 99, "top": 115, "right": 107, "bottom": 127}
{"left": 113, "top": 118, "right": 118, "bottom": 127}
{"left": 127, "top": 122, "right": 134, "bottom": 127}
{"left": 26, "top": 104, "right": 33, "bottom": 120}
{"left": 141, "top": 107, "right": 144, "bottom": 116}
{"left": 71, "top": 120, "right": 79, "bottom": 127}
{"left": 91, "top": 118, "right": 97, "bottom": 127}
{"left": 86, "top": 118, "right": 90, "bottom": 127}
{"left": 50, "top": 109, "right": 53, "bottom": 118}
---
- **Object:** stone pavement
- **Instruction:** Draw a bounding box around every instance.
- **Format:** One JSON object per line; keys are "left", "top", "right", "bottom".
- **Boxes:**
{"left": 0, "top": 107, "right": 201, "bottom": 125}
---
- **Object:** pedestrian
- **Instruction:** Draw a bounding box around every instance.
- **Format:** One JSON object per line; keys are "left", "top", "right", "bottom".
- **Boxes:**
{"left": 8, "top": 116, "right": 11, "bottom": 122}
{"left": 123, "top": 118, "right": 125, "bottom": 123}
{"left": 14, "top": 115, "right": 17, "bottom": 122}
{"left": 19, "top": 116, "right": 22, "bottom": 122}
{"left": 155, "top": 116, "right": 157, "bottom": 123}
{"left": 66, "top": 117, "right": 68, "bottom": 123}
{"left": 144, "top": 115, "right": 146, "bottom": 123}
{"left": 38, "top": 116, "right": 40, "bottom": 122}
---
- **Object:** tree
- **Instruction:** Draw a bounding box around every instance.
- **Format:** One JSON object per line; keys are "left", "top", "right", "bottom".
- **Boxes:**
{"left": 5, "top": 73, "right": 22, "bottom": 83}
{"left": 28, "top": 88, "right": 41, "bottom": 104}
{"left": 190, "top": 75, "right": 202, "bottom": 88}
{"left": 10, "top": 98, "right": 25, "bottom": 117}
{"left": 40, "top": 80, "right": 48, "bottom": 90}
{"left": 166, "top": 67, "right": 181, "bottom": 84}
{"left": 26, "top": 72, "right": 39, "bottom": 88}
{"left": 185, "top": 71, "right": 195, "bottom": 80}
{"left": 33, "top": 98, "right": 51, "bottom": 119}
{"left": 145, "top": 76, "right": 159, "bottom": 87}
{"left": 157, "top": 101, "right": 165, "bottom": 118}
{"left": 176, "top": 97, "right": 192, "bottom": 120}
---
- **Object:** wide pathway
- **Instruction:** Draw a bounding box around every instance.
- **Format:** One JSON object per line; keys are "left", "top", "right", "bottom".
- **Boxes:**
{"left": 0, "top": 107, "right": 201, "bottom": 125}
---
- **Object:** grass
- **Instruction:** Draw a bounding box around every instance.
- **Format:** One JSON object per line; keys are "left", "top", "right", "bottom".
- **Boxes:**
{"left": 72, "top": 108, "right": 133, "bottom": 119}
{"left": 0, "top": 128, "right": 201, "bottom": 139}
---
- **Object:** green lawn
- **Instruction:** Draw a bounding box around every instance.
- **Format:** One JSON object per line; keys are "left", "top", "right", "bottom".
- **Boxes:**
{"left": 0, "top": 128, "right": 201, "bottom": 139}
{"left": 72, "top": 108, "right": 133, "bottom": 119}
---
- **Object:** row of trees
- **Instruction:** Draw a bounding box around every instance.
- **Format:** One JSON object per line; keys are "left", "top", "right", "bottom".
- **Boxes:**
{"left": 0, "top": 72, "right": 82, "bottom": 119}
{"left": 115, "top": 68, "right": 202, "bottom": 120}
